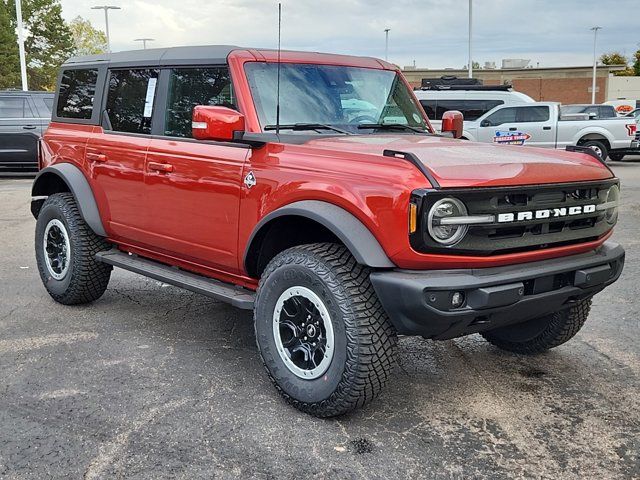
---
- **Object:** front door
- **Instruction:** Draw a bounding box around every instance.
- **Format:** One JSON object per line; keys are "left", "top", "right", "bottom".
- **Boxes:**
{"left": 477, "top": 105, "right": 555, "bottom": 148}
{"left": 143, "top": 66, "right": 246, "bottom": 272}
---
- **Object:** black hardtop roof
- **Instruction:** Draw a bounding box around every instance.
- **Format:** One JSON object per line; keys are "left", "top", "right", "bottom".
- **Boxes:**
{"left": 62, "top": 45, "right": 244, "bottom": 68}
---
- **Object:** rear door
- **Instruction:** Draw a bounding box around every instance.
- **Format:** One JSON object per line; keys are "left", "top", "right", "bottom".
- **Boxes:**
{"left": 87, "top": 68, "right": 158, "bottom": 244}
{"left": 0, "top": 95, "right": 41, "bottom": 170}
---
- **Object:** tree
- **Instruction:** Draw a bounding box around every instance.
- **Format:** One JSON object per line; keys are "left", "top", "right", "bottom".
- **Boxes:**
{"left": 633, "top": 49, "right": 640, "bottom": 76}
{"left": 600, "top": 51, "right": 628, "bottom": 66}
{"left": 69, "top": 16, "right": 106, "bottom": 56}
{"left": 600, "top": 51, "right": 635, "bottom": 76}
{"left": 0, "top": 2, "right": 20, "bottom": 89}
{"left": 4, "top": 0, "right": 74, "bottom": 91}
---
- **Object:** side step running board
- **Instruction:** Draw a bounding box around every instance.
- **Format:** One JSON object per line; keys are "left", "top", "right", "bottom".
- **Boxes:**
{"left": 96, "top": 249, "right": 255, "bottom": 310}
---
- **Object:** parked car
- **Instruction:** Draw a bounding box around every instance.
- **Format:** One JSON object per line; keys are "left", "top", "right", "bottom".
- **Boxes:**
{"left": 414, "top": 83, "right": 534, "bottom": 131}
{"left": 560, "top": 104, "right": 618, "bottom": 120}
{"left": 463, "top": 102, "right": 638, "bottom": 160}
{"left": 0, "top": 90, "right": 53, "bottom": 172}
{"left": 608, "top": 109, "right": 640, "bottom": 160}
{"left": 31, "top": 46, "right": 625, "bottom": 417}
{"left": 622, "top": 108, "right": 640, "bottom": 122}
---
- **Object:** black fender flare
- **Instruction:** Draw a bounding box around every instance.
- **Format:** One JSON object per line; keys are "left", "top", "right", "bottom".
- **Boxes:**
{"left": 244, "top": 200, "right": 395, "bottom": 271}
{"left": 31, "top": 163, "right": 107, "bottom": 237}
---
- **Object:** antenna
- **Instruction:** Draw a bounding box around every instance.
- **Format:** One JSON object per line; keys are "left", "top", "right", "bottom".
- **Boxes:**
{"left": 276, "top": 2, "right": 282, "bottom": 135}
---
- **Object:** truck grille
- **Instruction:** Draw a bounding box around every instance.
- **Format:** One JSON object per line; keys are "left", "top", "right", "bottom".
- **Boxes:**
{"left": 410, "top": 179, "right": 618, "bottom": 256}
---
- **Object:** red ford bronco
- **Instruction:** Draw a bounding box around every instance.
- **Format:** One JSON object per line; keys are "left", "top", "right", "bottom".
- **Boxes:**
{"left": 32, "top": 46, "right": 624, "bottom": 417}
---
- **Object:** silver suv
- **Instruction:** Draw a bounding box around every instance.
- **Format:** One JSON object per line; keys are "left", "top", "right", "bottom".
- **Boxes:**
{"left": 0, "top": 90, "right": 54, "bottom": 172}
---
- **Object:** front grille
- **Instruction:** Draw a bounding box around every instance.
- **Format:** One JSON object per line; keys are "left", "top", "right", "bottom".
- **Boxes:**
{"left": 410, "top": 179, "right": 618, "bottom": 256}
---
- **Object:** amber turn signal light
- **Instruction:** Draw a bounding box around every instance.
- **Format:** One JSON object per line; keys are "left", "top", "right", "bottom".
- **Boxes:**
{"left": 409, "top": 202, "right": 418, "bottom": 233}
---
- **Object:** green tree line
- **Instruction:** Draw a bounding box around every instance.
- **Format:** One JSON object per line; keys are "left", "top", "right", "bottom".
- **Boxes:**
{"left": 0, "top": 0, "right": 106, "bottom": 91}
{"left": 600, "top": 50, "right": 640, "bottom": 76}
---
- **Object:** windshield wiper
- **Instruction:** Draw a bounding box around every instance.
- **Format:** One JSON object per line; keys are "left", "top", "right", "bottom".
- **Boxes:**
{"left": 357, "top": 123, "right": 428, "bottom": 133}
{"left": 264, "top": 123, "right": 353, "bottom": 135}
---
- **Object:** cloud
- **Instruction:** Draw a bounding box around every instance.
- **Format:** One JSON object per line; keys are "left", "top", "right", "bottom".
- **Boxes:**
{"left": 60, "top": 0, "right": 638, "bottom": 68}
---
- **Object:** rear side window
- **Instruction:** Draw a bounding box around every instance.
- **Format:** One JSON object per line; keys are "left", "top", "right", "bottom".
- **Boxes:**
{"left": 419, "top": 99, "right": 503, "bottom": 121}
{"left": 516, "top": 106, "right": 550, "bottom": 122}
{"left": 0, "top": 96, "right": 34, "bottom": 118}
{"left": 106, "top": 69, "right": 159, "bottom": 134}
{"left": 164, "top": 67, "right": 234, "bottom": 138}
{"left": 57, "top": 69, "right": 99, "bottom": 119}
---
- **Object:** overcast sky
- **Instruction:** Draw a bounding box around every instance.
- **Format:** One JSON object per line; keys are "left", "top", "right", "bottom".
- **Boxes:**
{"left": 59, "top": 0, "right": 638, "bottom": 69}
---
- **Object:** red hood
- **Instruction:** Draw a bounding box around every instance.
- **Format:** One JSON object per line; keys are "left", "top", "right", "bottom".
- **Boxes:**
{"left": 302, "top": 135, "right": 613, "bottom": 188}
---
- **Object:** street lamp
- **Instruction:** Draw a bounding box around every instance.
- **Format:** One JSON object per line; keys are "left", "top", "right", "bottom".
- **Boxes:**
{"left": 91, "top": 5, "right": 121, "bottom": 53}
{"left": 590, "top": 26, "right": 602, "bottom": 104}
{"left": 384, "top": 28, "right": 390, "bottom": 61}
{"left": 468, "top": 0, "right": 473, "bottom": 78}
{"left": 14, "top": 0, "right": 28, "bottom": 90}
{"left": 134, "top": 38, "right": 155, "bottom": 49}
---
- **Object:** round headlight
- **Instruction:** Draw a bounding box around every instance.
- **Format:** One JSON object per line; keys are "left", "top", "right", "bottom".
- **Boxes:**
{"left": 605, "top": 185, "right": 619, "bottom": 224}
{"left": 427, "top": 198, "right": 469, "bottom": 246}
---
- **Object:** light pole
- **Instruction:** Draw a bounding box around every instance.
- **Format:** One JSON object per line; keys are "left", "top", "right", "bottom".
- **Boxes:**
{"left": 134, "top": 38, "right": 154, "bottom": 49}
{"left": 384, "top": 28, "right": 390, "bottom": 61}
{"left": 14, "top": 0, "right": 28, "bottom": 90}
{"left": 91, "top": 5, "right": 121, "bottom": 53}
{"left": 468, "top": 0, "right": 473, "bottom": 78}
{"left": 590, "top": 26, "right": 602, "bottom": 104}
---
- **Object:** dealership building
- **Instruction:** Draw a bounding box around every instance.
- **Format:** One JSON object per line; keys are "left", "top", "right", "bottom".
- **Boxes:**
{"left": 401, "top": 64, "right": 638, "bottom": 105}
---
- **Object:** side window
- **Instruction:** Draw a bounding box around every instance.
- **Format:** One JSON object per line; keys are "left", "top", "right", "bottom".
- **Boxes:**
{"left": 106, "top": 68, "right": 159, "bottom": 134}
{"left": 516, "top": 106, "right": 550, "bottom": 123}
{"left": 57, "top": 69, "right": 98, "bottom": 119}
{"left": 484, "top": 107, "right": 517, "bottom": 126}
{"left": 164, "top": 67, "right": 234, "bottom": 138}
{"left": 419, "top": 100, "right": 436, "bottom": 119}
{"left": 0, "top": 97, "right": 34, "bottom": 118}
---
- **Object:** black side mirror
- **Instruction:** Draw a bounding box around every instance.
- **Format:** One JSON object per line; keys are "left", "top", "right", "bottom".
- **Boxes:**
{"left": 480, "top": 119, "right": 491, "bottom": 127}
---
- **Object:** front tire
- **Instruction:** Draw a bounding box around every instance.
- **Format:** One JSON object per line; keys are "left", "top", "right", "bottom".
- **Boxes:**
{"left": 254, "top": 243, "right": 397, "bottom": 417}
{"left": 582, "top": 140, "right": 608, "bottom": 161}
{"left": 481, "top": 299, "right": 592, "bottom": 355}
{"left": 35, "top": 193, "right": 112, "bottom": 305}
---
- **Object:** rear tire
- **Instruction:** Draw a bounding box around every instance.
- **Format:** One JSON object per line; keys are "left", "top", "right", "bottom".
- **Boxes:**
{"left": 608, "top": 152, "right": 625, "bottom": 161}
{"left": 35, "top": 193, "right": 112, "bottom": 305}
{"left": 254, "top": 243, "right": 397, "bottom": 417}
{"left": 481, "top": 299, "right": 591, "bottom": 355}
{"left": 581, "top": 140, "right": 608, "bottom": 161}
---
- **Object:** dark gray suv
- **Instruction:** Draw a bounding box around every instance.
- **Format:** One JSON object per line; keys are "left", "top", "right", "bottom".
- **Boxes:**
{"left": 0, "top": 90, "right": 54, "bottom": 172}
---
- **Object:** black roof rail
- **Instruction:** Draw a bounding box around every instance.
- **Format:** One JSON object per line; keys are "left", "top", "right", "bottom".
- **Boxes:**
{"left": 417, "top": 84, "right": 513, "bottom": 92}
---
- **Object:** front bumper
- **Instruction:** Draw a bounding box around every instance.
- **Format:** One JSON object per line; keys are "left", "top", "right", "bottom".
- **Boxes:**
{"left": 370, "top": 242, "right": 625, "bottom": 339}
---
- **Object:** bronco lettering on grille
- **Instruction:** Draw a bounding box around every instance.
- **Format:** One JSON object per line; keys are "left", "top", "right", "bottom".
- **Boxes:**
{"left": 497, "top": 204, "right": 596, "bottom": 223}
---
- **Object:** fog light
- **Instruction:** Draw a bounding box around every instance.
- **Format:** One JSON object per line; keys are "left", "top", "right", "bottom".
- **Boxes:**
{"left": 451, "top": 291, "right": 465, "bottom": 308}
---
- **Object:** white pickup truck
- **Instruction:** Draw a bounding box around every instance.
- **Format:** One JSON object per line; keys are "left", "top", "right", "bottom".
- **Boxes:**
{"left": 462, "top": 102, "right": 638, "bottom": 160}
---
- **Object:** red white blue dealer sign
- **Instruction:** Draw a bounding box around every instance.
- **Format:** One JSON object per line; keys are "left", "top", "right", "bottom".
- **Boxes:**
{"left": 493, "top": 131, "right": 531, "bottom": 145}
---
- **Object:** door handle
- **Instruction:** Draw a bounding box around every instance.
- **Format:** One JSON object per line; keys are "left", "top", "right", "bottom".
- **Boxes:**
{"left": 87, "top": 152, "right": 107, "bottom": 162}
{"left": 22, "top": 125, "right": 37, "bottom": 130}
{"left": 543, "top": 126, "right": 551, "bottom": 130}
{"left": 148, "top": 161, "right": 174, "bottom": 173}
{"left": 509, "top": 127, "right": 518, "bottom": 131}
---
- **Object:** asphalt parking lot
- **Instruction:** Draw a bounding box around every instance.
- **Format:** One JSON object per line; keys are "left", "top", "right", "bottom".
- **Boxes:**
{"left": 1, "top": 161, "right": 639, "bottom": 480}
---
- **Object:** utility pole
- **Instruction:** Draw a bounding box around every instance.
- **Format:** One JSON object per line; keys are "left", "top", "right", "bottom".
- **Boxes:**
{"left": 468, "top": 0, "right": 473, "bottom": 78}
{"left": 384, "top": 28, "right": 390, "bottom": 61}
{"left": 91, "top": 5, "right": 121, "bottom": 53}
{"left": 590, "top": 26, "right": 602, "bottom": 104}
{"left": 15, "top": 0, "right": 28, "bottom": 91}
{"left": 134, "top": 38, "right": 154, "bottom": 49}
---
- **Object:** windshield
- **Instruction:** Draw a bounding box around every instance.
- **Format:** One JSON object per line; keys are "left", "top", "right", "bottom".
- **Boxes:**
{"left": 244, "top": 62, "right": 429, "bottom": 134}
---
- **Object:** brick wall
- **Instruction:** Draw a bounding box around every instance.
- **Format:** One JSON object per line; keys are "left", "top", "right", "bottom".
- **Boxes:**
{"left": 511, "top": 77, "right": 607, "bottom": 103}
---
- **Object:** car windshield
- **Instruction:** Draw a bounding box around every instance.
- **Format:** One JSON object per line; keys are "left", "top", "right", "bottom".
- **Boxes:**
{"left": 244, "top": 62, "right": 429, "bottom": 134}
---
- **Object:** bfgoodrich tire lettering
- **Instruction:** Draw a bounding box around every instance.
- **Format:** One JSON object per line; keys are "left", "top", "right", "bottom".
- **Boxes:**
{"left": 254, "top": 243, "right": 397, "bottom": 417}
{"left": 35, "top": 193, "right": 112, "bottom": 305}
{"left": 481, "top": 299, "right": 592, "bottom": 355}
